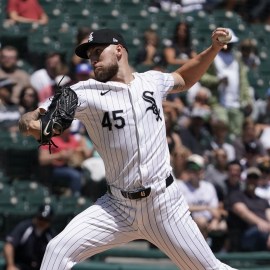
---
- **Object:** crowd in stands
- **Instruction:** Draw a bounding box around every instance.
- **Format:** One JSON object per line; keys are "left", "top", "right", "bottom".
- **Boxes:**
{"left": 149, "top": 0, "right": 270, "bottom": 28}
{"left": 1, "top": 0, "right": 270, "bottom": 260}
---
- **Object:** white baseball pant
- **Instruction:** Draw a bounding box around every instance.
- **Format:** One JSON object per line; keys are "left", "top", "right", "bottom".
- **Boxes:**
{"left": 40, "top": 180, "right": 237, "bottom": 270}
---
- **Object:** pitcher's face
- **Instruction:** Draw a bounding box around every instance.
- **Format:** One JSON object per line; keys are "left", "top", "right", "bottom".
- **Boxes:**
{"left": 87, "top": 45, "right": 119, "bottom": 82}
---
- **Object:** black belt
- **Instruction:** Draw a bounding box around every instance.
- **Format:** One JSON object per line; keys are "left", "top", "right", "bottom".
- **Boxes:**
{"left": 107, "top": 174, "right": 174, "bottom": 200}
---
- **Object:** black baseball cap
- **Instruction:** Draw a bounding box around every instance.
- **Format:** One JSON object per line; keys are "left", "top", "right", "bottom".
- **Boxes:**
{"left": 36, "top": 204, "right": 54, "bottom": 221}
{"left": 75, "top": 29, "right": 128, "bottom": 59}
{"left": 244, "top": 141, "right": 260, "bottom": 154}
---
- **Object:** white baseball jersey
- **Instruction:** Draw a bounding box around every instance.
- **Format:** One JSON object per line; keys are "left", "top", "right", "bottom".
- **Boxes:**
{"left": 73, "top": 71, "right": 173, "bottom": 191}
{"left": 40, "top": 71, "right": 237, "bottom": 270}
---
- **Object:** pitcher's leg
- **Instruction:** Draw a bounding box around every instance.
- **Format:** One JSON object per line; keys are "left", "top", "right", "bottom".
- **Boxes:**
{"left": 140, "top": 182, "right": 237, "bottom": 270}
{"left": 41, "top": 194, "right": 138, "bottom": 270}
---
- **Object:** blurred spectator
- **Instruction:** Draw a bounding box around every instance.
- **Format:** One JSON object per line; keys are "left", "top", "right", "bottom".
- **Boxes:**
{"left": 163, "top": 102, "right": 191, "bottom": 178}
{"left": 163, "top": 21, "right": 196, "bottom": 67}
{"left": 177, "top": 154, "right": 227, "bottom": 240}
{"left": 148, "top": 0, "right": 181, "bottom": 13}
{"left": 259, "top": 128, "right": 270, "bottom": 156}
{"left": 70, "top": 26, "right": 92, "bottom": 77}
{"left": 177, "top": 106, "right": 212, "bottom": 156}
{"left": 239, "top": 38, "right": 261, "bottom": 71}
{"left": 244, "top": 1, "right": 270, "bottom": 26}
{"left": 30, "top": 52, "right": 67, "bottom": 92}
{"left": 3, "top": 204, "right": 55, "bottom": 270}
{"left": 165, "top": 91, "right": 190, "bottom": 128}
{"left": 209, "top": 119, "right": 236, "bottom": 162}
{"left": 39, "top": 128, "right": 91, "bottom": 196}
{"left": 255, "top": 157, "right": 270, "bottom": 204}
{"left": 38, "top": 74, "right": 71, "bottom": 103}
{"left": 74, "top": 63, "right": 94, "bottom": 82}
{"left": 219, "top": 159, "right": 244, "bottom": 206}
{"left": 205, "top": 148, "right": 229, "bottom": 199}
{"left": 0, "top": 78, "right": 20, "bottom": 131}
{"left": 0, "top": 46, "right": 31, "bottom": 104}
{"left": 134, "top": 29, "right": 164, "bottom": 68}
{"left": 80, "top": 128, "right": 107, "bottom": 201}
{"left": 225, "top": 0, "right": 249, "bottom": 18}
{"left": 227, "top": 167, "right": 270, "bottom": 251}
{"left": 252, "top": 87, "right": 270, "bottom": 126}
{"left": 6, "top": 0, "right": 48, "bottom": 25}
{"left": 253, "top": 88, "right": 270, "bottom": 152}
{"left": 233, "top": 117, "right": 266, "bottom": 160}
{"left": 148, "top": 0, "right": 213, "bottom": 13}
{"left": 172, "top": 146, "right": 191, "bottom": 181}
{"left": 18, "top": 86, "right": 39, "bottom": 114}
{"left": 200, "top": 29, "right": 253, "bottom": 137}
{"left": 186, "top": 85, "right": 212, "bottom": 111}
{"left": 240, "top": 141, "right": 265, "bottom": 175}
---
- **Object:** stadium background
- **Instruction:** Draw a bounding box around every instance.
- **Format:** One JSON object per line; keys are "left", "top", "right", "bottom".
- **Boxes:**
{"left": 0, "top": 0, "right": 270, "bottom": 269}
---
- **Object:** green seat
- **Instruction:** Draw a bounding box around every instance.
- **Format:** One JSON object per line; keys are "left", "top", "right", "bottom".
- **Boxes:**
{"left": 73, "top": 261, "right": 119, "bottom": 270}
{"left": 42, "top": 0, "right": 58, "bottom": 16}
{"left": 0, "top": 257, "right": 6, "bottom": 270}
{"left": 15, "top": 182, "right": 50, "bottom": 206}
{"left": 134, "top": 64, "right": 152, "bottom": 73}
{"left": 12, "top": 180, "right": 35, "bottom": 192}
{"left": 2, "top": 139, "right": 39, "bottom": 180}
{"left": 121, "top": 265, "right": 177, "bottom": 270}
{"left": 93, "top": 247, "right": 167, "bottom": 261}
{"left": 217, "top": 252, "right": 270, "bottom": 268}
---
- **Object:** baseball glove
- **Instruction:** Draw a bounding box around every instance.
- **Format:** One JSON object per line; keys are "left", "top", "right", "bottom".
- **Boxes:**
{"left": 38, "top": 86, "right": 79, "bottom": 151}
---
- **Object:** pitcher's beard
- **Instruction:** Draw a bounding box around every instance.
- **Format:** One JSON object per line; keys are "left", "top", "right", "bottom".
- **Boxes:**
{"left": 95, "top": 64, "right": 118, "bottom": 82}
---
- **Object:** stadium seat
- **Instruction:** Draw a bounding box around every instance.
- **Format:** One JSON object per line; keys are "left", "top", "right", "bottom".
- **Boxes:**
{"left": 12, "top": 181, "right": 50, "bottom": 206}
{"left": 2, "top": 147, "right": 39, "bottom": 180}
{"left": 73, "top": 261, "right": 119, "bottom": 270}
{"left": 134, "top": 64, "right": 152, "bottom": 73}
{"left": 0, "top": 188, "right": 16, "bottom": 208}
{"left": 0, "top": 257, "right": 5, "bottom": 270}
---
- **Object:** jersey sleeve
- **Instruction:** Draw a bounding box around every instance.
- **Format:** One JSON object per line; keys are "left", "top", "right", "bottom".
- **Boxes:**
{"left": 146, "top": 71, "right": 174, "bottom": 100}
{"left": 70, "top": 82, "right": 88, "bottom": 118}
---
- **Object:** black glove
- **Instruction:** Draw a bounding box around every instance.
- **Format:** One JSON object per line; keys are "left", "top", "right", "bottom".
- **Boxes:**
{"left": 38, "top": 86, "right": 78, "bottom": 150}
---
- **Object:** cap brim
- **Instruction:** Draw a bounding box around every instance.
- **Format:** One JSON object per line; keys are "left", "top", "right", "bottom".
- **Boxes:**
{"left": 75, "top": 42, "right": 112, "bottom": 59}
{"left": 247, "top": 173, "right": 261, "bottom": 179}
{"left": 75, "top": 42, "right": 128, "bottom": 59}
{"left": 75, "top": 43, "right": 93, "bottom": 59}
{"left": 186, "top": 162, "right": 202, "bottom": 171}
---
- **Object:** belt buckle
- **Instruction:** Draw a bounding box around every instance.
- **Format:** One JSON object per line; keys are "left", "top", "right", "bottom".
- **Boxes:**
{"left": 134, "top": 187, "right": 151, "bottom": 199}
{"left": 123, "top": 187, "right": 151, "bottom": 199}
{"left": 138, "top": 187, "right": 151, "bottom": 198}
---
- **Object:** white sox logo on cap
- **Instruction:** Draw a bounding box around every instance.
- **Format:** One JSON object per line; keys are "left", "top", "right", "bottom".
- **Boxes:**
{"left": 88, "top": 32, "right": 94, "bottom": 42}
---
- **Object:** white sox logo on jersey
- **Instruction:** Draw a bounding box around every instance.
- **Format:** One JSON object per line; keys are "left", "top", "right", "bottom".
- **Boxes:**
{"left": 142, "top": 91, "right": 162, "bottom": 121}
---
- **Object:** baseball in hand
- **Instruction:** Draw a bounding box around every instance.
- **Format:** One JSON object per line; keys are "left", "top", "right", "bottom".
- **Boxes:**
{"left": 217, "top": 30, "right": 232, "bottom": 43}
